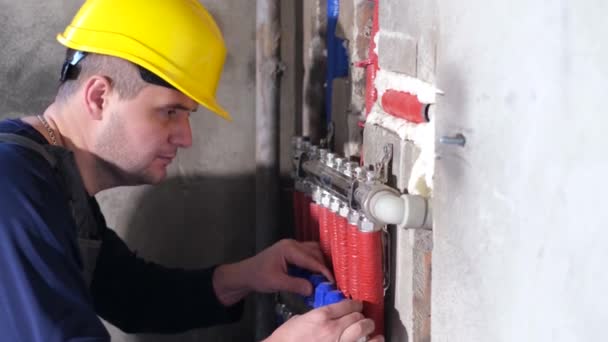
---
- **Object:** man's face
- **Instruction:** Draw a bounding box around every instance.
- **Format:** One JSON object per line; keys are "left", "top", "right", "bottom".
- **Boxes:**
{"left": 94, "top": 85, "right": 196, "bottom": 185}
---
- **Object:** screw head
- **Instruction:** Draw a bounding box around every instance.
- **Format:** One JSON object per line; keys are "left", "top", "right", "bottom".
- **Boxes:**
{"left": 439, "top": 133, "right": 466, "bottom": 147}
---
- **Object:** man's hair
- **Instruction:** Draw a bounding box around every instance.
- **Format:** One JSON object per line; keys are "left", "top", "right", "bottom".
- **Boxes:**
{"left": 56, "top": 49, "right": 147, "bottom": 102}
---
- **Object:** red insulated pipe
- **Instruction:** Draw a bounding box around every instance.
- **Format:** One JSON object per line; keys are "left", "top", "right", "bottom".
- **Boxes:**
{"left": 336, "top": 215, "right": 349, "bottom": 296}
{"left": 309, "top": 202, "right": 321, "bottom": 242}
{"left": 328, "top": 207, "right": 338, "bottom": 273}
{"left": 292, "top": 191, "right": 304, "bottom": 241}
{"left": 347, "top": 222, "right": 360, "bottom": 299}
{"left": 365, "top": 300, "right": 384, "bottom": 338}
{"left": 329, "top": 209, "right": 340, "bottom": 291}
{"left": 381, "top": 89, "right": 428, "bottom": 123}
{"left": 318, "top": 206, "right": 332, "bottom": 265}
{"left": 357, "top": 230, "right": 384, "bottom": 337}
{"left": 301, "top": 194, "right": 312, "bottom": 241}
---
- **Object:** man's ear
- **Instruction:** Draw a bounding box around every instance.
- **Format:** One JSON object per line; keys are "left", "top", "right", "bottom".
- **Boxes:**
{"left": 82, "top": 75, "right": 113, "bottom": 120}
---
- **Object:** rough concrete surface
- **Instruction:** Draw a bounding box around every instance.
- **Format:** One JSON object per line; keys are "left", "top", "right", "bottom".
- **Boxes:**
{"left": 434, "top": 0, "right": 608, "bottom": 341}
{"left": 0, "top": 1, "right": 257, "bottom": 341}
{"left": 380, "top": 0, "right": 438, "bottom": 83}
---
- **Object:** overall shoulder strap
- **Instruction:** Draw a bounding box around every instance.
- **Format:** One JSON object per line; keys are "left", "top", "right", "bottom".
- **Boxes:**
{"left": 0, "top": 132, "right": 102, "bottom": 287}
{"left": 0, "top": 133, "right": 57, "bottom": 167}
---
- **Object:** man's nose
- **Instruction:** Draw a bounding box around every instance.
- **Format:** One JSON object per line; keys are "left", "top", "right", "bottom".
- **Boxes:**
{"left": 169, "top": 113, "right": 193, "bottom": 148}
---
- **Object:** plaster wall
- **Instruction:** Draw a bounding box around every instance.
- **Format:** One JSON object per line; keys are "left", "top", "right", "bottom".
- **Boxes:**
{"left": 361, "top": 0, "right": 608, "bottom": 341}
{"left": 433, "top": 1, "right": 608, "bottom": 341}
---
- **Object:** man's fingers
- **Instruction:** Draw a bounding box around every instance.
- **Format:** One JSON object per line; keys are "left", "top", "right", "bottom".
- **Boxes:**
{"left": 300, "top": 241, "right": 324, "bottom": 252}
{"left": 339, "top": 316, "right": 375, "bottom": 342}
{"left": 318, "top": 300, "right": 363, "bottom": 320}
{"left": 286, "top": 243, "right": 335, "bottom": 282}
{"left": 296, "top": 242, "right": 326, "bottom": 268}
{"left": 336, "top": 311, "right": 366, "bottom": 329}
{"left": 299, "top": 242, "right": 325, "bottom": 261}
{"left": 279, "top": 274, "right": 313, "bottom": 296}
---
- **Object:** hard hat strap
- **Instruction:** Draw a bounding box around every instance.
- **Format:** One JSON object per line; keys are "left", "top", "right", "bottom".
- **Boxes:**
{"left": 136, "top": 65, "right": 176, "bottom": 90}
{"left": 60, "top": 50, "right": 87, "bottom": 82}
{"left": 60, "top": 50, "right": 176, "bottom": 91}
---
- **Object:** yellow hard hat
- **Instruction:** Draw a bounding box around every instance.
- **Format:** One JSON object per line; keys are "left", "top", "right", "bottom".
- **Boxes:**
{"left": 57, "top": 0, "right": 231, "bottom": 121}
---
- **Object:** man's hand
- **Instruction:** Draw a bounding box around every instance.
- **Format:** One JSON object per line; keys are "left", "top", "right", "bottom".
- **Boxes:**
{"left": 212, "top": 239, "right": 334, "bottom": 306}
{"left": 265, "top": 300, "right": 385, "bottom": 342}
{"left": 244, "top": 239, "right": 334, "bottom": 295}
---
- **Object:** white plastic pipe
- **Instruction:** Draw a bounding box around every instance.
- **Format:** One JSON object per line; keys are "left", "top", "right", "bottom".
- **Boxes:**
{"left": 367, "top": 191, "right": 432, "bottom": 229}
{"left": 367, "top": 190, "right": 405, "bottom": 225}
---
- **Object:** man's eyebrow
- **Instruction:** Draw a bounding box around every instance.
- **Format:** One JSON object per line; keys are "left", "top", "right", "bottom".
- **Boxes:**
{"left": 164, "top": 103, "right": 198, "bottom": 112}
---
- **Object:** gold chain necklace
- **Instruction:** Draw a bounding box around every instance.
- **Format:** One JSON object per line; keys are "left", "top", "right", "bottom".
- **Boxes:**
{"left": 36, "top": 115, "right": 58, "bottom": 146}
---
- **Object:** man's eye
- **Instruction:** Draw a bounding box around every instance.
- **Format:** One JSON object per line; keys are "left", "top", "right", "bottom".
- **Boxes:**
{"left": 167, "top": 109, "right": 177, "bottom": 116}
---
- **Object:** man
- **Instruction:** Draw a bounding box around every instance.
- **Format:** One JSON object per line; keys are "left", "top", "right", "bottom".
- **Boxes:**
{"left": 0, "top": 1, "right": 384, "bottom": 341}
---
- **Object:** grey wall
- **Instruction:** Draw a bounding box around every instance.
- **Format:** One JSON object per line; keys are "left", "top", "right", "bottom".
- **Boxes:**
{"left": 433, "top": 0, "right": 608, "bottom": 341}
{"left": 0, "top": 0, "right": 81, "bottom": 115}
{"left": 354, "top": 0, "right": 608, "bottom": 340}
{"left": 0, "top": 1, "right": 257, "bottom": 341}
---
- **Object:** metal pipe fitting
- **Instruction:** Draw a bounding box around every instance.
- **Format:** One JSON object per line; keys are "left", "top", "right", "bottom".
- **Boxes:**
{"left": 326, "top": 152, "right": 336, "bottom": 168}
{"left": 299, "top": 156, "right": 432, "bottom": 229}
{"left": 318, "top": 148, "right": 328, "bottom": 163}
{"left": 358, "top": 215, "right": 382, "bottom": 233}
{"left": 347, "top": 210, "right": 360, "bottom": 226}
{"left": 309, "top": 145, "right": 319, "bottom": 159}
{"left": 312, "top": 185, "right": 323, "bottom": 204}
{"left": 320, "top": 190, "right": 332, "bottom": 209}
{"left": 339, "top": 202, "right": 349, "bottom": 219}
{"left": 354, "top": 166, "right": 366, "bottom": 181}
{"left": 301, "top": 159, "right": 353, "bottom": 199}
{"left": 343, "top": 161, "right": 357, "bottom": 178}
{"left": 330, "top": 196, "right": 341, "bottom": 214}
{"left": 334, "top": 157, "right": 345, "bottom": 172}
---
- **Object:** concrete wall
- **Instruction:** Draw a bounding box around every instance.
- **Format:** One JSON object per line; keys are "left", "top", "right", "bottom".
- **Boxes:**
{"left": 0, "top": 1, "right": 257, "bottom": 341}
{"left": 358, "top": 0, "right": 608, "bottom": 341}
{"left": 433, "top": 0, "right": 608, "bottom": 341}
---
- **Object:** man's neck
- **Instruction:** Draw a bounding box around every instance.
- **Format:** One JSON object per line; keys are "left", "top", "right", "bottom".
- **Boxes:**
{"left": 24, "top": 103, "right": 112, "bottom": 196}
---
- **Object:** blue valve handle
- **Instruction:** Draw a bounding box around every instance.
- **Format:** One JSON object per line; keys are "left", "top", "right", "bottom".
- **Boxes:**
{"left": 286, "top": 266, "right": 347, "bottom": 308}
{"left": 324, "top": 290, "right": 346, "bottom": 305}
